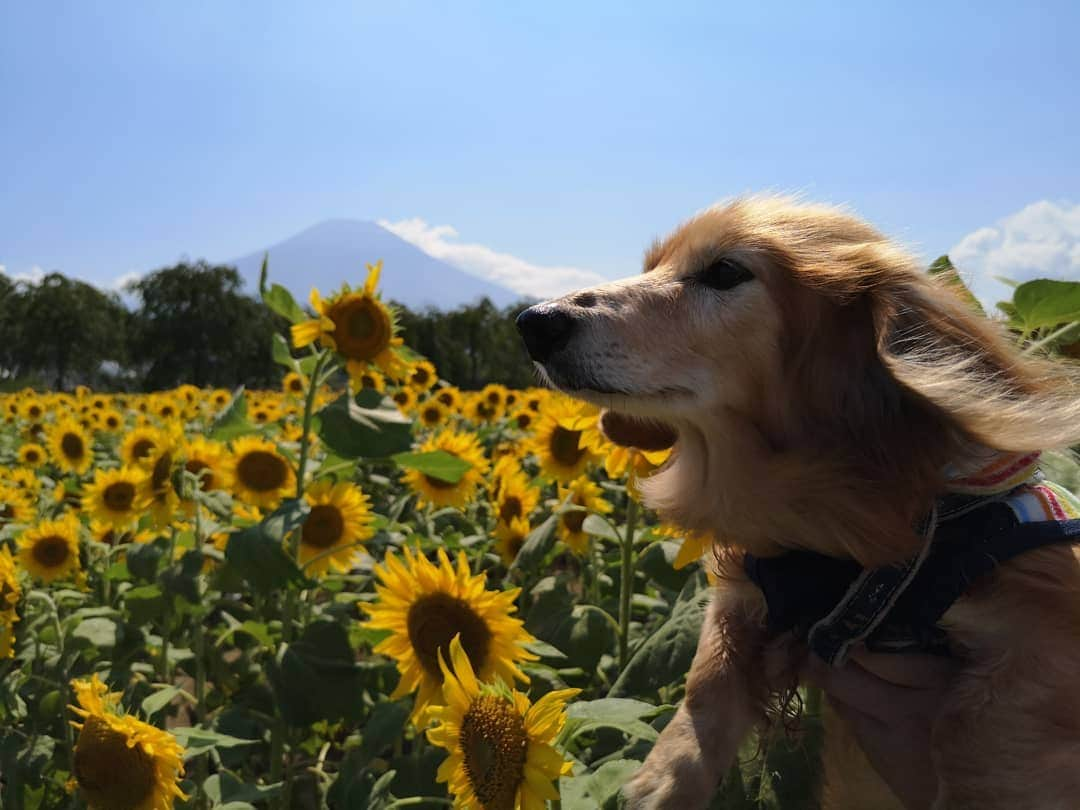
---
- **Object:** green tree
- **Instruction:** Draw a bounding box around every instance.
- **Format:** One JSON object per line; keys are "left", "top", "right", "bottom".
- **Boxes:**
{"left": 394, "top": 297, "right": 536, "bottom": 389}
{"left": 11, "top": 272, "right": 128, "bottom": 390}
{"left": 127, "top": 261, "right": 279, "bottom": 389}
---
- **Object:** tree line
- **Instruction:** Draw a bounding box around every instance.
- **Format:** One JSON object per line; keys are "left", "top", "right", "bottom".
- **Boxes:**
{"left": 0, "top": 261, "right": 537, "bottom": 392}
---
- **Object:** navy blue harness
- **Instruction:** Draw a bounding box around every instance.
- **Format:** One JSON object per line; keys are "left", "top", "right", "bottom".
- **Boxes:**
{"left": 745, "top": 495, "right": 1080, "bottom": 665}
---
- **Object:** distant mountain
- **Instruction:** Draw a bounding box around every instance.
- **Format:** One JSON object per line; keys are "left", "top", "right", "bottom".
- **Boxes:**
{"left": 227, "top": 219, "right": 518, "bottom": 310}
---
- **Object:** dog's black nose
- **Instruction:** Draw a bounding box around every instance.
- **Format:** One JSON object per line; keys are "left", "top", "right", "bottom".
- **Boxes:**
{"left": 516, "top": 305, "right": 575, "bottom": 363}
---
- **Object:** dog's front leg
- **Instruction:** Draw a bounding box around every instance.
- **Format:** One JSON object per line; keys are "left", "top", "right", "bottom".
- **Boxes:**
{"left": 624, "top": 585, "right": 766, "bottom": 810}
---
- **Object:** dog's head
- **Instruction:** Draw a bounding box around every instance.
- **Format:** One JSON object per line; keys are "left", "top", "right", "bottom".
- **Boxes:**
{"left": 517, "top": 195, "right": 1080, "bottom": 558}
{"left": 517, "top": 196, "right": 900, "bottom": 453}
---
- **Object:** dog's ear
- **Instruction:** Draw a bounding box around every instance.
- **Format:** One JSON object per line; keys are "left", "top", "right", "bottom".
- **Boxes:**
{"left": 600, "top": 410, "right": 677, "bottom": 451}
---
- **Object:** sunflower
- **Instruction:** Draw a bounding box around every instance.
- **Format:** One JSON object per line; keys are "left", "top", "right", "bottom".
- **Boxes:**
{"left": 604, "top": 445, "right": 671, "bottom": 482}
{"left": 427, "top": 635, "right": 578, "bottom": 810}
{"left": 282, "top": 371, "right": 307, "bottom": 397}
{"left": 227, "top": 436, "right": 296, "bottom": 509}
{"left": 298, "top": 480, "right": 376, "bottom": 576}
{"left": 480, "top": 383, "right": 508, "bottom": 417}
{"left": 145, "top": 441, "right": 183, "bottom": 529}
{"left": 0, "top": 546, "right": 21, "bottom": 658}
{"left": 493, "top": 516, "right": 531, "bottom": 566}
{"left": 522, "top": 390, "right": 547, "bottom": 413}
{"left": 5, "top": 466, "right": 41, "bottom": 494}
{"left": 0, "top": 485, "right": 33, "bottom": 532}
{"left": 392, "top": 386, "right": 418, "bottom": 414}
{"left": 18, "top": 514, "right": 81, "bottom": 583}
{"left": 89, "top": 521, "right": 154, "bottom": 547}
{"left": 120, "top": 427, "right": 166, "bottom": 468}
{"left": 402, "top": 430, "right": 490, "bottom": 510}
{"left": 556, "top": 476, "right": 613, "bottom": 554}
{"left": 69, "top": 674, "right": 187, "bottom": 810}
{"left": 354, "top": 368, "right": 387, "bottom": 394}
{"left": 48, "top": 419, "right": 93, "bottom": 475}
{"left": 82, "top": 467, "right": 149, "bottom": 530}
{"left": 493, "top": 472, "right": 540, "bottom": 536}
{"left": 98, "top": 409, "right": 124, "bottom": 433}
{"left": 290, "top": 262, "right": 409, "bottom": 382}
{"left": 464, "top": 393, "right": 500, "bottom": 424}
{"left": 509, "top": 408, "right": 536, "bottom": 433}
{"left": 434, "top": 385, "right": 462, "bottom": 413}
{"left": 656, "top": 524, "right": 714, "bottom": 570}
{"left": 527, "top": 396, "right": 601, "bottom": 483}
{"left": 249, "top": 399, "right": 281, "bottom": 425}
{"left": 21, "top": 397, "right": 46, "bottom": 421}
{"left": 180, "top": 437, "right": 228, "bottom": 495}
{"left": 417, "top": 398, "right": 449, "bottom": 429}
{"left": 17, "top": 442, "right": 47, "bottom": 468}
{"left": 362, "top": 547, "right": 537, "bottom": 722}
{"left": 408, "top": 359, "right": 438, "bottom": 392}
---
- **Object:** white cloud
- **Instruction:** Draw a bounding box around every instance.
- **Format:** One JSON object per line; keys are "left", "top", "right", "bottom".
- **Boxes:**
{"left": 950, "top": 200, "right": 1080, "bottom": 309}
{"left": 110, "top": 271, "right": 143, "bottom": 291}
{"left": 377, "top": 217, "right": 608, "bottom": 299}
{"left": 0, "top": 264, "right": 46, "bottom": 285}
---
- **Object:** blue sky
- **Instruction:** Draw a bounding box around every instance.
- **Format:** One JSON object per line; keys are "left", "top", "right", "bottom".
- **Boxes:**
{"left": 2, "top": 1, "right": 1078, "bottom": 305}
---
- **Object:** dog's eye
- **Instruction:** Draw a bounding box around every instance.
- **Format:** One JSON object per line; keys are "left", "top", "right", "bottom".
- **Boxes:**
{"left": 696, "top": 258, "right": 754, "bottom": 291}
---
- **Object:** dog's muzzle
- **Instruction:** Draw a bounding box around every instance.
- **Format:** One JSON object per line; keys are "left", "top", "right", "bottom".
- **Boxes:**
{"left": 516, "top": 305, "right": 576, "bottom": 363}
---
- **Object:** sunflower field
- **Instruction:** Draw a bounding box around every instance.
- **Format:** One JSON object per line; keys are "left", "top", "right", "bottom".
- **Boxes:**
{"left": 2, "top": 259, "right": 1078, "bottom": 810}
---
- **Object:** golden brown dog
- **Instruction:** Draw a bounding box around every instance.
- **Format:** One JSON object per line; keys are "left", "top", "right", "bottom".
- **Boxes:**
{"left": 516, "top": 196, "right": 1080, "bottom": 809}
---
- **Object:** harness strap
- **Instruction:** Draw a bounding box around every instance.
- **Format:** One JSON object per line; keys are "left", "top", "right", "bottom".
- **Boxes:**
{"left": 805, "top": 506, "right": 938, "bottom": 666}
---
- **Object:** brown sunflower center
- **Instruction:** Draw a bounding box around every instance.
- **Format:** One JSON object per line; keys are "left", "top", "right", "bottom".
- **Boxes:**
{"left": 32, "top": 535, "right": 70, "bottom": 569}
{"left": 406, "top": 592, "right": 492, "bottom": 680}
{"left": 103, "top": 481, "right": 136, "bottom": 512}
{"left": 131, "top": 438, "right": 155, "bottom": 460}
{"left": 549, "top": 426, "right": 583, "bottom": 468}
{"left": 61, "top": 433, "right": 85, "bottom": 461}
{"left": 74, "top": 715, "right": 156, "bottom": 810}
{"left": 185, "top": 459, "right": 215, "bottom": 491}
{"left": 288, "top": 377, "right": 304, "bottom": 393}
{"left": 330, "top": 296, "right": 392, "bottom": 362}
{"left": 28, "top": 405, "right": 42, "bottom": 418}
{"left": 562, "top": 498, "right": 587, "bottom": 534}
{"left": 236, "top": 451, "right": 288, "bottom": 492}
{"left": 151, "top": 451, "right": 172, "bottom": 493}
{"left": 515, "top": 413, "right": 532, "bottom": 430}
{"left": 421, "top": 406, "right": 441, "bottom": 425}
{"left": 302, "top": 504, "right": 345, "bottom": 550}
{"left": 436, "top": 390, "right": 454, "bottom": 406}
{"left": 412, "top": 367, "right": 430, "bottom": 386}
{"left": 460, "top": 694, "right": 529, "bottom": 810}
{"left": 499, "top": 496, "right": 522, "bottom": 524}
{"left": 24, "top": 448, "right": 40, "bottom": 463}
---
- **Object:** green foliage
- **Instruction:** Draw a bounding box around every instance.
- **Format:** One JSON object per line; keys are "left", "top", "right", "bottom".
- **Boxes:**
{"left": 127, "top": 261, "right": 280, "bottom": 389}
{"left": 393, "top": 297, "right": 537, "bottom": 389}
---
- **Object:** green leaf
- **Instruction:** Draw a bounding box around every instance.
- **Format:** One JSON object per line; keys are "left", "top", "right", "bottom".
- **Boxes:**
{"left": 126, "top": 537, "right": 168, "bottom": 581}
{"left": 263, "top": 283, "right": 307, "bottom": 325}
{"left": 225, "top": 500, "right": 312, "bottom": 594}
{"left": 266, "top": 621, "right": 367, "bottom": 726}
{"left": 581, "top": 513, "right": 621, "bottom": 544}
{"left": 123, "top": 584, "right": 168, "bottom": 625}
{"left": 511, "top": 512, "right": 558, "bottom": 571}
{"left": 204, "top": 773, "right": 282, "bottom": 805}
{"left": 314, "top": 392, "right": 413, "bottom": 459}
{"left": 524, "top": 638, "right": 568, "bottom": 660}
{"left": 525, "top": 578, "right": 616, "bottom": 673}
{"left": 561, "top": 759, "right": 642, "bottom": 809}
{"left": 258, "top": 252, "right": 269, "bottom": 297}
{"left": 928, "top": 255, "right": 984, "bottom": 315}
{"left": 209, "top": 388, "right": 257, "bottom": 442}
{"left": 170, "top": 727, "right": 257, "bottom": 758}
{"left": 637, "top": 540, "right": 693, "bottom": 592}
{"left": 1013, "top": 279, "right": 1080, "bottom": 332}
{"left": 391, "top": 450, "right": 471, "bottom": 484}
{"left": 610, "top": 570, "right": 710, "bottom": 698}
{"left": 141, "top": 685, "right": 182, "bottom": 718}
{"left": 271, "top": 332, "right": 296, "bottom": 370}
{"left": 70, "top": 617, "right": 117, "bottom": 648}
{"left": 562, "top": 698, "right": 668, "bottom": 745}
{"left": 360, "top": 700, "right": 410, "bottom": 760}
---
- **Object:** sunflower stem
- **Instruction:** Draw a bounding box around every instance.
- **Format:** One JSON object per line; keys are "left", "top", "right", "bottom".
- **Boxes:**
{"left": 618, "top": 497, "right": 638, "bottom": 670}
